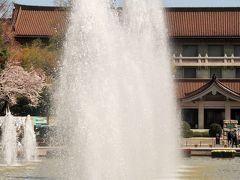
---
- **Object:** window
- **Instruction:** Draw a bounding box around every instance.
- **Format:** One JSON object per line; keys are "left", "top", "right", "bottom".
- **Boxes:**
{"left": 184, "top": 68, "right": 196, "bottom": 78}
{"left": 182, "top": 109, "right": 198, "bottom": 129}
{"left": 234, "top": 46, "right": 240, "bottom": 57}
{"left": 204, "top": 109, "right": 224, "bottom": 128}
{"left": 210, "top": 68, "right": 222, "bottom": 78}
{"left": 208, "top": 45, "right": 224, "bottom": 57}
{"left": 231, "top": 109, "right": 240, "bottom": 125}
{"left": 236, "top": 68, "right": 240, "bottom": 78}
{"left": 175, "top": 68, "right": 183, "bottom": 78}
{"left": 182, "top": 45, "right": 198, "bottom": 57}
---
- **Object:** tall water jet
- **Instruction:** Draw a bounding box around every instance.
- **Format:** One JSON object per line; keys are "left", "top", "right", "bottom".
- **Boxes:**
{"left": 2, "top": 110, "right": 17, "bottom": 165}
{"left": 23, "top": 115, "right": 37, "bottom": 161}
{"left": 56, "top": 0, "right": 179, "bottom": 179}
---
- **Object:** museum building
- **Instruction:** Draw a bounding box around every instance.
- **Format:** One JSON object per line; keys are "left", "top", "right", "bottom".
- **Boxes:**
{"left": 167, "top": 8, "right": 240, "bottom": 129}
{"left": 10, "top": 4, "right": 240, "bottom": 129}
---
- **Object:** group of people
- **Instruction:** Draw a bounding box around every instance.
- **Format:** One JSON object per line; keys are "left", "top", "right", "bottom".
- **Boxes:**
{"left": 227, "top": 130, "right": 238, "bottom": 148}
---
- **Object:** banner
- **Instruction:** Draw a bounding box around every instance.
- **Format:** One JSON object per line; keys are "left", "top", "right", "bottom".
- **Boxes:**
{"left": 33, "top": 116, "right": 48, "bottom": 127}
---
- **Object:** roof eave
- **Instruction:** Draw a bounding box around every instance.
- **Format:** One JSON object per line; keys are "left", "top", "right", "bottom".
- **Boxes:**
{"left": 15, "top": 35, "right": 50, "bottom": 38}
{"left": 180, "top": 77, "right": 240, "bottom": 102}
{"left": 13, "top": 3, "right": 68, "bottom": 11}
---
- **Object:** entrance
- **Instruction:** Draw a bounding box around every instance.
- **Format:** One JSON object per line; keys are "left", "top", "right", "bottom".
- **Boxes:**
{"left": 204, "top": 109, "right": 225, "bottom": 129}
{"left": 231, "top": 109, "right": 240, "bottom": 125}
{"left": 182, "top": 109, "right": 198, "bottom": 129}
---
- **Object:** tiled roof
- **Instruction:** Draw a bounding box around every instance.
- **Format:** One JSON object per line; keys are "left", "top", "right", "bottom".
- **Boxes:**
{"left": 166, "top": 8, "right": 240, "bottom": 37}
{"left": 13, "top": 4, "right": 67, "bottom": 37}
{"left": 12, "top": 5, "right": 240, "bottom": 38}
{"left": 176, "top": 79, "right": 206, "bottom": 98}
{"left": 176, "top": 79, "right": 240, "bottom": 98}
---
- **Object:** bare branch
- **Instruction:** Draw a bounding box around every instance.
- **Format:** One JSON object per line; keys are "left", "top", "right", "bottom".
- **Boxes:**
{"left": 0, "top": 0, "right": 12, "bottom": 19}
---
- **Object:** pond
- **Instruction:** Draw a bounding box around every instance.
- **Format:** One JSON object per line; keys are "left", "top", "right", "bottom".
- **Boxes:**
{"left": 180, "top": 157, "right": 240, "bottom": 179}
{"left": 1, "top": 157, "right": 240, "bottom": 179}
{"left": 0, "top": 157, "right": 58, "bottom": 179}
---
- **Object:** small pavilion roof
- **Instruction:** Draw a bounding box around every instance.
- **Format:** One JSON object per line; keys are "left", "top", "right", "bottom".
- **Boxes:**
{"left": 177, "top": 76, "right": 240, "bottom": 102}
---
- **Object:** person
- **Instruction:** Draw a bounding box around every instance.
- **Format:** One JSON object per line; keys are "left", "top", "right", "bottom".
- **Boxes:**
{"left": 232, "top": 130, "right": 238, "bottom": 148}
{"left": 227, "top": 131, "right": 232, "bottom": 146}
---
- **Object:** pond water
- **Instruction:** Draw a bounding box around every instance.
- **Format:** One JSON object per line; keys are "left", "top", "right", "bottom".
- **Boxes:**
{"left": 180, "top": 157, "right": 240, "bottom": 179}
{"left": 0, "top": 157, "right": 240, "bottom": 179}
{"left": 0, "top": 160, "right": 48, "bottom": 179}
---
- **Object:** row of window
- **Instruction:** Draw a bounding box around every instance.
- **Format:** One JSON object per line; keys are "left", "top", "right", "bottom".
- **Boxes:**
{"left": 175, "top": 67, "right": 240, "bottom": 78}
{"left": 181, "top": 45, "right": 240, "bottom": 57}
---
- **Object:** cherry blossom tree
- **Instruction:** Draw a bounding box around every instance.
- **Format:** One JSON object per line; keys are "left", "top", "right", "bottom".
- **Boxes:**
{"left": 0, "top": 63, "right": 46, "bottom": 112}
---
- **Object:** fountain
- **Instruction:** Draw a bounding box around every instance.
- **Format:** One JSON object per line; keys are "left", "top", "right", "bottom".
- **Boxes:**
{"left": 23, "top": 115, "right": 37, "bottom": 161}
{"left": 2, "top": 110, "right": 17, "bottom": 165}
{"left": 0, "top": 111, "right": 37, "bottom": 165}
{"left": 56, "top": 0, "right": 180, "bottom": 179}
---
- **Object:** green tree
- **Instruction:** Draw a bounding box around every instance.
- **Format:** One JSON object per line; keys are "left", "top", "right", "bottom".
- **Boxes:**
{"left": 0, "top": 23, "right": 8, "bottom": 69}
{"left": 209, "top": 123, "right": 222, "bottom": 137}
{"left": 20, "top": 39, "right": 59, "bottom": 81}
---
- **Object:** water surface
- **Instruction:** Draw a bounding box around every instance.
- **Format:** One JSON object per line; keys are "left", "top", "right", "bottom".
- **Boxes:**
{"left": 1, "top": 157, "right": 240, "bottom": 179}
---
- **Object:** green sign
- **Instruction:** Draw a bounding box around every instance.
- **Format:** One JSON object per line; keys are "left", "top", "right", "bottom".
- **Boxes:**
{"left": 226, "top": 123, "right": 235, "bottom": 129}
{"left": 33, "top": 117, "right": 48, "bottom": 127}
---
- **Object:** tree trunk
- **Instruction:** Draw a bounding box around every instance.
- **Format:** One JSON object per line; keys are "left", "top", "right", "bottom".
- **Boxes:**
{"left": 2, "top": 100, "right": 10, "bottom": 115}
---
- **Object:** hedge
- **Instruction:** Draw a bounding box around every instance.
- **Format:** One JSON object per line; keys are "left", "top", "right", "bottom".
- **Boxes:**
{"left": 211, "top": 150, "right": 236, "bottom": 158}
{"left": 181, "top": 121, "right": 193, "bottom": 138}
{"left": 192, "top": 131, "right": 209, "bottom": 137}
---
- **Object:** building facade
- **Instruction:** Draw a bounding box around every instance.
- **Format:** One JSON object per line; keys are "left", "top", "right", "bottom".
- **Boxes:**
{"left": 167, "top": 8, "right": 240, "bottom": 129}
{"left": 10, "top": 4, "right": 240, "bottom": 129}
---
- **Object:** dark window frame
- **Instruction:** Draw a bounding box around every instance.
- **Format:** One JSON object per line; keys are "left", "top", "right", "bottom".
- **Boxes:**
{"left": 236, "top": 68, "right": 240, "bottom": 78}
{"left": 175, "top": 68, "right": 183, "bottom": 78}
{"left": 183, "top": 68, "right": 197, "bottom": 78}
{"left": 234, "top": 45, "right": 240, "bottom": 57}
{"left": 208, "top": 45, "right": 224, "bottom": 57}
{"left": 182, "top": 109, "right": 199, "bottom": 129}
{"left": 182, "top": 45, "right": 198, "bottom": 57}
{"left": 210, "top": 68, "right": 222, "bottom": 78}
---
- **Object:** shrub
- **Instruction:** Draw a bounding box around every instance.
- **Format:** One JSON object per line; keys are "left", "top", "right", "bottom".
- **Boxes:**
{"left": 192, "top": 131, "right": 209, "bottom": 137}
{"left": 181, "top": 121, "right": 193, "bottom": 138}
{"left": 209, "top": 123, "right": 222, "bottom": 137}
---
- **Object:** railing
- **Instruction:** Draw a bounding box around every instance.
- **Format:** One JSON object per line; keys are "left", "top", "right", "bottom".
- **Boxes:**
{"left": 173, "top": 54, "right": 240, "bottom": 66}
{"left": 181, "top": 138, "right": 228, "bottom": 148}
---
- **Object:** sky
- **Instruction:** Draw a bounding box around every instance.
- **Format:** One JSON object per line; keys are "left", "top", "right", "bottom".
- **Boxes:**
{"left": 15, "top": 0, "right": 55, "bottom": 6}
{"left": 15, "top": 0, "right": 240, "bottom": 7}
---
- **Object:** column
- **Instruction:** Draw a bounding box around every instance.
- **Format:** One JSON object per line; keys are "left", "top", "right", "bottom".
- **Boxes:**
{"left": 225, "top": 101, "right": 231, "bottom": 120}
{"left": 198, "top": 101, "right": 204, "bottom": 129}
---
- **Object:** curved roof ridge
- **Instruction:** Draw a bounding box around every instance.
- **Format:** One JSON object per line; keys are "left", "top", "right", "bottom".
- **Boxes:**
{"left": 184, "top": 78, "right": 214, "bottom": 97}
{"left": 215, "top": 79, "right": 240, "bottom": 96}
{"left": 181, "top": 76, "right": 240, "bottom": 101}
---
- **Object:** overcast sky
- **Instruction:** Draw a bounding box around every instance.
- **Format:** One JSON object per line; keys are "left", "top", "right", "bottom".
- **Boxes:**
{"left": 15, "top": 0, "right": 240, "bottom": 7}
